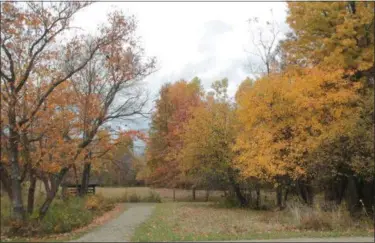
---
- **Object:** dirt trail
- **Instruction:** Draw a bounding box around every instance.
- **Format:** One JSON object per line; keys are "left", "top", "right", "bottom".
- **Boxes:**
{"left": 71, "top": 203, "right": 155, "bottom": 242}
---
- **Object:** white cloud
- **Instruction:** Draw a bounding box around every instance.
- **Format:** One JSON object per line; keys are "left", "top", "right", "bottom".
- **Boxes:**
{"left": 71, "top": 2, "right": 289, "bottom": 132}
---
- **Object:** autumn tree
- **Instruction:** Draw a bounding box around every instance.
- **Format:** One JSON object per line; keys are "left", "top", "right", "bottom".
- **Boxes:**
{"left": 234, "top": 68, "right": 362, "bottom": 206}
{"left": 179, "top": 78, "right": 249, "bottom": 206}
{"left": 146, "top": 78, "right": 203, "bottom": 189}
{"left": 68, "top": 10, "right": 155, "bottom": 196}
{"left": 283, "top": 2, "right": 374, "bottom": 79}
{"left": 0, "top": 2, "right": 154, "bottom": 220}
{"left": 280, "top": 1, "right": 374, "bottom": 212}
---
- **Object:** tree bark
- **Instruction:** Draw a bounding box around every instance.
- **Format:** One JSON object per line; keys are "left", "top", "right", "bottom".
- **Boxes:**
{"left": 80, "top": 162, "right": 91, "bottom": 197}
{"left": 297, "top": 179, "right": 314, "bottom": 206}
{"left": 305, "top": 182, "right": 314, "bottom": 206}
{"left": 276, "top": 185, "right": 283, "bottom": 209}
{"left": 255, "top": 185, "right": 261, "bottom": 209}
{"left": 192, "top": 186, "right": 196, "bottom": 201}
{"left": 283, "top": 187, "right": 289, "bottom": 208}
{"left": 345, "top": 175, "right": 360, "bottom": 215}
{"left": 0, "top": 163, "right": 13, "bottom": 199}
{"left": 27, "top": 170, "right": 36, "bottom": 214}
{"left": 227, "top": 168, "right": 248, "bottom": 206}
{"left": 8, "top": 96, "right": 25, "bottom": 221}
{"left": 296, "top": 180, "right": 307, "bottom": 203}
{"left": 39, "top": 167, "right": 69, "bottom": 219}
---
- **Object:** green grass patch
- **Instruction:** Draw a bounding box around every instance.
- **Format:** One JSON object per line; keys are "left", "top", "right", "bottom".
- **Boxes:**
{"left": 131, "top": 202, "right": 373, "bottom": 241}
{"left": 1, "top": 194, "right": 115, "bottom": 237}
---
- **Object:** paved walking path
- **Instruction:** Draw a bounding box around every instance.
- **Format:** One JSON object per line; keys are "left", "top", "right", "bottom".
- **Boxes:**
{"left": 71, "top": 203, "right": 155, "bottom": 242}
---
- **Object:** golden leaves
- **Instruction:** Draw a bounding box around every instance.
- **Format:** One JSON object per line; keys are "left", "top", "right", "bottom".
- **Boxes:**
{"left": 233, "top": 67, "right": 361, "bottom": 181}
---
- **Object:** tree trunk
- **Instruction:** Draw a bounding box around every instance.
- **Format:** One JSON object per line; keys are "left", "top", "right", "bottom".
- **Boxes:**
{"left": 233, "top": 183, "right": 247, "bottom": 206}
{"left": 205, "top": 189, "right": 209, "bottom": 202}
{"left": 305, "top": 182, "right": 314, "bottom": 206}
{"left": 80, "top": 162, "right": 91, "bottom": 197}
{"left": 8, "top": 98, "right": 25, "bottom": 221}
{"left": 39, "top": 167, "right": 69, "bottom": 219}
{"left": 227, "top": 168, "right": 248, "bottom": 206}
{"left": 192, "top": 186, "right": 196, "bottom": 201}
{"left": 297, "top": 179, "right": 314, "bottom": 206}
{"left": 173, "top": 188, "right": 176, "bottom": 201}
{"left": 255, "top": 185, "right": 261, "bottom": 209}
{"left": 283, "top": 187, "right": 289, "bottom": 208}
{"left": 276, "top": 185, "right": 283, "bottom": 209}
{"left": 296, "top": 180, "right": 307, "bottom": 204}
{"left": 27, "top": 171, "right": 36, "bottom": 214}
{"left": 345, "top": 175, "right": 360, "bottom": 215}
{"left": 0, "top": 163, "right": 13, "bottom": 200}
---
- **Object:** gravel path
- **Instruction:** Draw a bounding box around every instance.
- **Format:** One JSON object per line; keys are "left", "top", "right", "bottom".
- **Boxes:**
{"left": 71, "top": 203, "right": 156, "bottom": 242}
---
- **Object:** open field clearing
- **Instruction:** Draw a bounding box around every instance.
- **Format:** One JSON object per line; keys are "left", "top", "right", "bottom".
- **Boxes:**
{"left": 132, "top": 202, "right": 373, "bottom": 242}
{"left": 96, "top": 186, "right": 225, "bottom": 202}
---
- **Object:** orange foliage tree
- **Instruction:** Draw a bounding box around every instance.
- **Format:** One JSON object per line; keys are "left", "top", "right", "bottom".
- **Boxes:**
{"left": 0, "top": 2, "right": 155, "bottom": 220}
{"left": 146, "top": 78, "right": 203, "bottom": 188}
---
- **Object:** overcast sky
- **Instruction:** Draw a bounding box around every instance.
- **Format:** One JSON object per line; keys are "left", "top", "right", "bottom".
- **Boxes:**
{"left": 71, "top": 2, "right": 289, "bottom": 152}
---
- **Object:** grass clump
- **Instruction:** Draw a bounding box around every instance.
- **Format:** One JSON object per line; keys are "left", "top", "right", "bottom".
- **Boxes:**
{"left": 283, "top": 201, "right": 370, "bottom": 231}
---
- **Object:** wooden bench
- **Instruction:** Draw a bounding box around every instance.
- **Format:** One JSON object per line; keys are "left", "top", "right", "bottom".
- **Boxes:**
{"left": 62, "top": 183, "right": 98, "bottom": 196}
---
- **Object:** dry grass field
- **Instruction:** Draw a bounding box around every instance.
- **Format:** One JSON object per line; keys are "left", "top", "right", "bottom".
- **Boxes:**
{"left": 96, "top": 186, "right": 225, "bottom": 202}
{"left": 132, "top": 202, "right": 373, "bottom": 241}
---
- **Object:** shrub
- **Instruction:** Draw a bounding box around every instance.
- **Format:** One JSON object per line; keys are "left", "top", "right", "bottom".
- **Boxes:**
{"left": 115, "top": 190, "right": 161, "bottom": 203}
{"left": 128, "top": 192, "right": 141, "bottom": 202}
{"left": 217, "top": 195, "right": 243, "bottom": 208}
{"left": 85, "top": 195, "right": 101, "bottom": 211}
{"left": 40, "top": 197, "right": 93, "bottom": 234}
{"left": 144, "top": 191, "right": 162, "bottom": 203}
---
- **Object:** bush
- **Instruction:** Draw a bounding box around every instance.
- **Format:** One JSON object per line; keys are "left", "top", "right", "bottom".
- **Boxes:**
{"left": 1, "top": 194, "right": 116, "bottom": 236}
{"left": 115, "top": 190, "right": 162, "bottom": 203}
{"left": 144, "top": 191, "right": 162, "bottom": 203}
{"left": 128, "top": 192, "right": 141, "bottom": 202}
{"left": 217, "top": 195, "right": 243, "bottom": 208}
{"left": 85, "top": 194, "right": 114, "bottom": 212}
{"left": 85, "top": 195, "right": 101, "bottom": 210}
{"left": 40, "top": 197, "right": 93, "bottom": 234}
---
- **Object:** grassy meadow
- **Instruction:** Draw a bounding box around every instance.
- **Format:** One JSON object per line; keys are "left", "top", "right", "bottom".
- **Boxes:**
{"left": 132, "top": 202, "right": 373, "bottom": 241}
{"left": 2, "top": 186, "right": 373, "bottom": 242}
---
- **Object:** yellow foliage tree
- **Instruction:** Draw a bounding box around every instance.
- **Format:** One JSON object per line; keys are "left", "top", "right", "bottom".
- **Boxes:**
{"left": 233, "top": 67, "right": 362, "bottom": 185}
